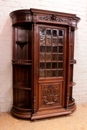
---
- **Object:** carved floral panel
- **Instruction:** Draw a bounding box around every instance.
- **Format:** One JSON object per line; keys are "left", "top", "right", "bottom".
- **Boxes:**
{"left": 41, "top": 83, "right": 62, "bottom": 106}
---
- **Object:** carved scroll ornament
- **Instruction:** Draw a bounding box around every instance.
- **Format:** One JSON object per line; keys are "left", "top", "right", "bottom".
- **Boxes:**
{"left": 38, "top": 15, "right": 77, "bottom": 27}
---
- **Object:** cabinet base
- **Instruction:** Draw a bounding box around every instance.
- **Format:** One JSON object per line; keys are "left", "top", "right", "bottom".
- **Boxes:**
{"left": 68, "top": 98, "right": 76, "bottom": 112}
{"left": 11, "top": 99, "right": 76, "bottom": 120}
{"left": 31, "top": 108, "right": 72, "bottom": 120}
{"left": 11, "top": 108, "right": 31, "bottom": 119}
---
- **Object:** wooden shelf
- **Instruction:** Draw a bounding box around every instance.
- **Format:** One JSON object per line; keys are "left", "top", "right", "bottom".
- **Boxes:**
{"left": 12, "top": 60, "right": 32, "bottom": 66}
{"left": 70, "top": 59, "right": 76, "bottom": 65}
{"left": 40, "top": 61, "right": 63, "bottom": 62}
{"left": 39, "top": 68, "right": 63, "bottom": 70}
{"left": 13, "top": 86, "right": 31, "bottom": 90}
{"left": 69, "top": 82, "right": 76, "bottom": 87}
{"left": 13, "top": 105, "right": 31, "bottom": 111}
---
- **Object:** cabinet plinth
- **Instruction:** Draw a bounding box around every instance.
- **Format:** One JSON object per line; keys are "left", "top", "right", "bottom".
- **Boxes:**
{"left": 10, "top": 8, "right": 80, "bottom": 120}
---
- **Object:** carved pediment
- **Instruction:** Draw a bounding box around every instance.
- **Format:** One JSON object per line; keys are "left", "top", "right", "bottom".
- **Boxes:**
{"left": 38, "top": 15, "right": 77, "bottom": 28}
{"left": 38, "top": 15, "right": 68, "bottom": 23}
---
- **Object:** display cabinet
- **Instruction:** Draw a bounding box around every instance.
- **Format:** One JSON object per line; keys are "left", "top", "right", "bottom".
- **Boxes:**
{"left": 10, "top": 8, "right": 80, "bottom": 120}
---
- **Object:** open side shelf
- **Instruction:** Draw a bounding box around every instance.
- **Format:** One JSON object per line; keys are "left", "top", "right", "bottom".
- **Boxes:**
{"left": 13, "top": 104, "right": 31, "bottom": 111}
{"left": 12, "top": 60, "right": 32, "bottom": 65}
{"left": 68, "top": 98, "right": 76, "bottom": 112}
{"left": 11, "top": 108, "right": 31, "bottom": 119}
{"left": 70, "top": 59, "right": 76, "bottom": 65}
{"left": 69, "top": 82, "right": 76, "bottom": 87}
{"left": 13, "top": 86, "right": 31, "bottom": 90}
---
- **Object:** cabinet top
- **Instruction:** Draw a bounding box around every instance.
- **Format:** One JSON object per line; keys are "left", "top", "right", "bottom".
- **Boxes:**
{"left": 10, "top": 8, "right": 80, "bottom": 29}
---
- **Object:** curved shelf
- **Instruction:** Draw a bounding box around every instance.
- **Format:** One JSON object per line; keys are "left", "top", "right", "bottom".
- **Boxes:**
{"left": 11, "top": 107, "right": 31, "bottom": 119}
{"left": 70, "top": 59, "right": 76, "bottom": 65}
{"left": 68, "top": 98, "right": 76, "bottom": 112}
{"left": 10, "top": 9, "right": 32, "bottom": 26}
{"left": 12, "top": 60, "right": 32, "bottom": 66}
{"left": 13, "top": 104, "right": 31, "bottom": 111}
{"left": 13, "top": 86, "right": 31, "bottom": 90}
{"left": 69, "top": 82, "right": 76, "bottom": 87}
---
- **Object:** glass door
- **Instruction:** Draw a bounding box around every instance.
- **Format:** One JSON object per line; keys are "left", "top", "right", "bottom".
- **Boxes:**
{"left": 37, "top": 26, "right": 67, "bottom": 110}
{"left": 39, "top": 27, "right": 64, "bottom": 78}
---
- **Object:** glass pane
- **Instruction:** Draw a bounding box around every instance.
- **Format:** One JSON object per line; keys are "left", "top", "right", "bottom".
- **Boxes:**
{"left": 52, "top": 54, "right": 57, "bottom": 61}
{"left": 52, "top": 70, "right": 57, "bottom": 77}
{"left": 52, "top": 46, "right": 57, "bottom": 52}
{"left": 58, "top": 70, "right": 63, "bottom": 76}
{"left": 40, "top": 53, "right": 45, "bottom": 61}
{"left": 59, "top": 46, "right": 63, "bottom": 53}
{"left": 58, "top": 62, "right": 63, "bottom": 68}
{"left": 53, "top": 30, "right": 57, "bottom": 36}
{"left": 46, "top": 70, "right": 51, "bottom": 77}
{"left": 39, "top": 70, "right": 45, "bottom": 77}
{"left": 40, "top": 63, "right": 45, "bottom": 69}
{"left": 40, "top": 46, "right": 45, "bottom": 52}
{"left": 59, "top": 38, "right": 63, "bottom": 44}
{"left": 46, "top": 46, "right": 51, "bottom": 52}
{"left": 40, "top": 36, "right": 45, "bottom": 46}
{"left": 46, "top": 63, "right": 51, "bottom": 69}
{"left": 46, "top": 37, "right": 51, "bottom": 45}
{"left": 39, "top": 28, "right": 46, "bottom": 46}
{"left": 40, "top": 28, "right": 45, "bottom": 36}
{"left": 52, "top": 62, "right": 57, "bottom": 68}
{"left": 52, "top": 38, "right": 57, "bottom": 46}
{"left": 46, "top": 54, "right": 51, "bottom": 61}
{"left": 46, "top": 30, "right": 51, "bottom": 35}
{"left": 59, "top": 30, "right": 63, "bottom": 36}
{"left": 58, "top": 54, "right": 63, "bottom": 61}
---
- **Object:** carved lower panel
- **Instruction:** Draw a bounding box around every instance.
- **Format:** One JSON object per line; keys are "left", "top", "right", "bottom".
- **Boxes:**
{"left": 39, "top": 82, "right": 62, "bottom": 108}
{"left": 42, "top": 85, "right": 60, "bottom": 105}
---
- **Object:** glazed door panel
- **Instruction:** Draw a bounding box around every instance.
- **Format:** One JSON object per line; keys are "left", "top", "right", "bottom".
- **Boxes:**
{"left": 37, "top": 25, "right": 67, "bottom": 110}
{"left": 39, "top": 27, "right": 64, "bottom": 78}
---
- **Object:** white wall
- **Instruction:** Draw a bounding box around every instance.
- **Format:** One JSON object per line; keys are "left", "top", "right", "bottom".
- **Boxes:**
{"left": 0, "top": 0, "right": 87, "bottom": 112}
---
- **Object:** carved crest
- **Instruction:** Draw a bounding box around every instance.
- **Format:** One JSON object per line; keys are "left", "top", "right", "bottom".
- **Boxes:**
{"left": 38, "top": 15, "right": 77, "bottom": 27}
{"left": 38, "top": 15, "right": 68, "bottom": 23}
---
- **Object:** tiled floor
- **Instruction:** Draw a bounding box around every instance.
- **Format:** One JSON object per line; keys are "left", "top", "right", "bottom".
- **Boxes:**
{"left": 0, "top": 104, "right": 87, "bottom": 130}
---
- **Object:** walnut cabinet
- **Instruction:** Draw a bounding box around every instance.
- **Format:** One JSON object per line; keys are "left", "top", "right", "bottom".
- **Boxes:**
{"left": 10, "top": 8, "right": 80, "bottom": 120}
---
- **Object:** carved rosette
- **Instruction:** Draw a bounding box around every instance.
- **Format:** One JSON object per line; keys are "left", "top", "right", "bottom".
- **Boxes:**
{"left": 42, "top": 85, "right": 60, "bottom": 105}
